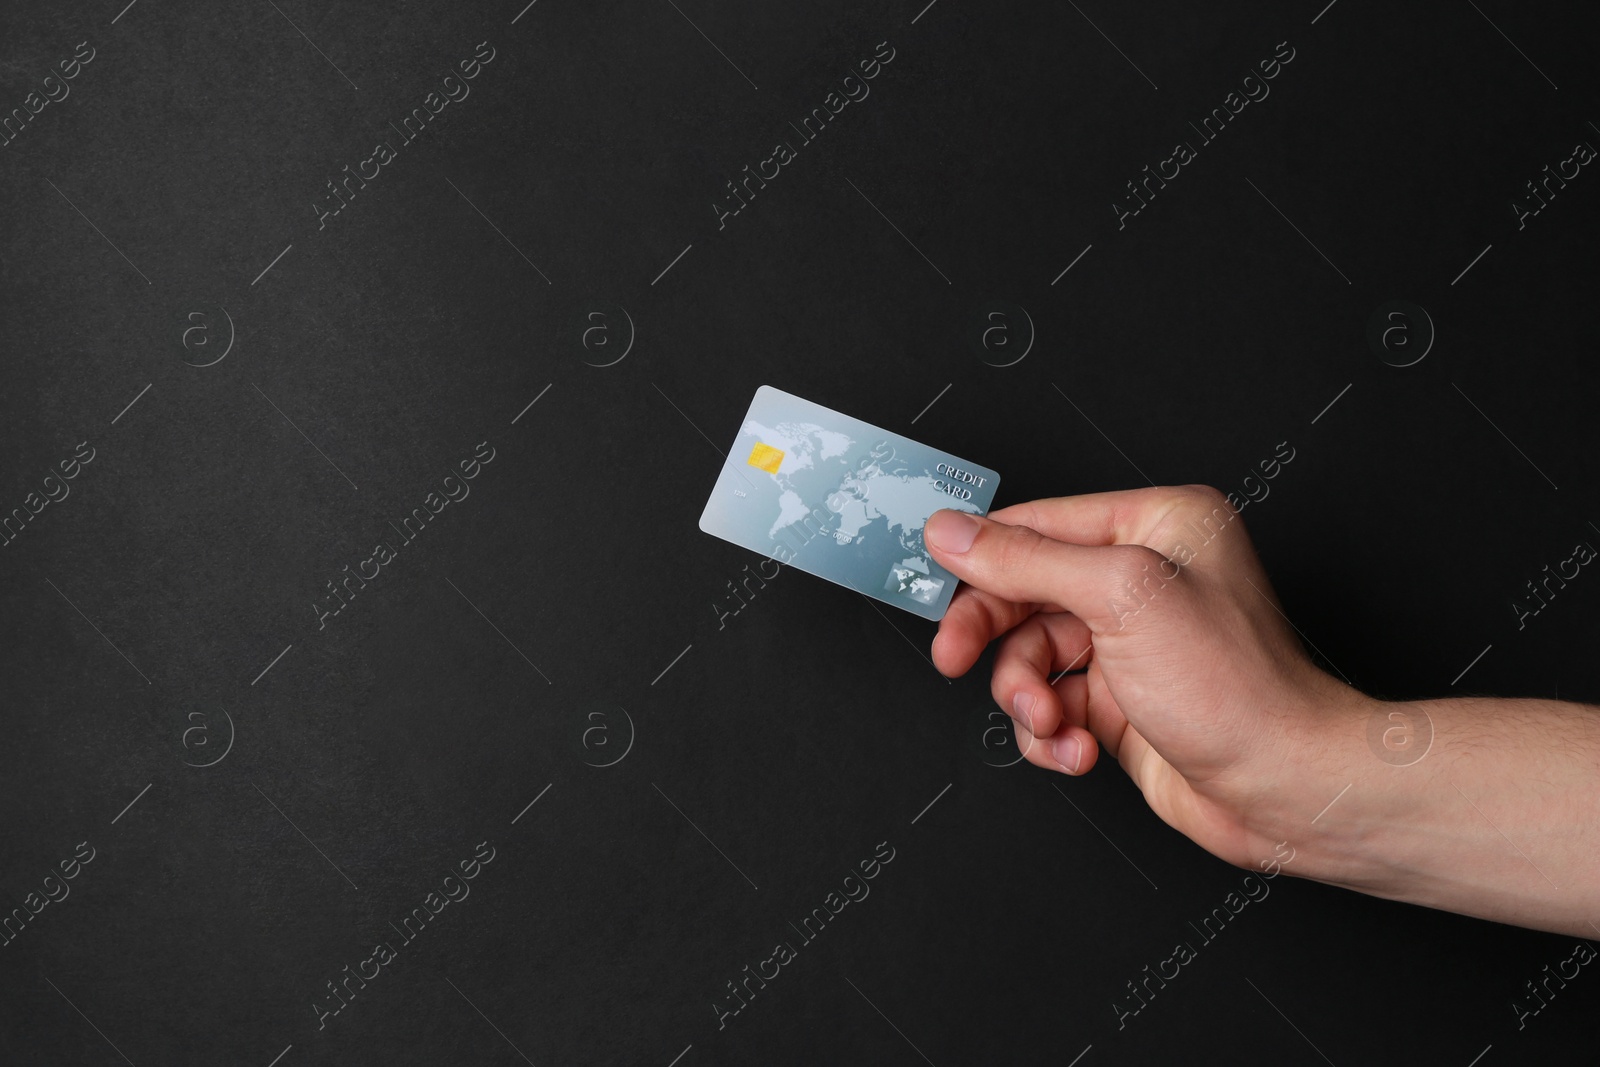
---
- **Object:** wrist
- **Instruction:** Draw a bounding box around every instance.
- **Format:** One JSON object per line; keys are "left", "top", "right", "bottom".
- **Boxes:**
{"left": 1236, "top": 676, "right": 1404, "bottom": 889}
{"left": 1249, "top": 687, "right": 1600, "bottom": 933}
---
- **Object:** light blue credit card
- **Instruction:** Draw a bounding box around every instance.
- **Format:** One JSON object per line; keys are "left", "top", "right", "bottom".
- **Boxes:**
{"left": 698, "top": 385, "right": 1001, "bottom": 620}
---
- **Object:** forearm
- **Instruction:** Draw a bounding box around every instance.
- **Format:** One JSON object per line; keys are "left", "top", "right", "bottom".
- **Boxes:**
{"left": 1269, "top": 693, "right": 1600, "bottom": 935}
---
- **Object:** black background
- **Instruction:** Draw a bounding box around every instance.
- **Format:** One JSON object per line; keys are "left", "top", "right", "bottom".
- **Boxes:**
{"left": 2, "top": 0, "right": 1597, "bottom": 1063}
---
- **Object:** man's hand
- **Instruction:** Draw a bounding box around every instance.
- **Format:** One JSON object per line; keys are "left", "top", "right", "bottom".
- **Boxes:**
{"left": 925, "top": 486, "right": 1600, "bottom": 935}
{"left": 925, "top": 485, "right": 1360, "bottom": 869}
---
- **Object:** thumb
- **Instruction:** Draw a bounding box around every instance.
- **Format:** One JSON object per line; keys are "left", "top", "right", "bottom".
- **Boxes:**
{"left": 925, "top": 509, "right": 1173, "bottom": 633}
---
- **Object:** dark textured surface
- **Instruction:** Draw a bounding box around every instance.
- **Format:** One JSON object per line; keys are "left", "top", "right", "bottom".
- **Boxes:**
{"left": 2, "top": 0, "right": 1597, "bottom": 1063}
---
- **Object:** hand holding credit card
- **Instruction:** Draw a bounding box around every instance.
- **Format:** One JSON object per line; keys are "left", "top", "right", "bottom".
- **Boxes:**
{"left": 699, "top": 385, "right": 1000, "bottom": 620}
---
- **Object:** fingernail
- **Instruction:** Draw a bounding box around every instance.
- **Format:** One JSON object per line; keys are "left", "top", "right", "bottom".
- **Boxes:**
{"left": 1012, "top": 691, "right": 1036, "bottom": 734}
{"left": 1052, "top": 734, "right": 1082, "bottom": 774}
{"left": 926, "top": 509, "right": 979, "bottom": 553}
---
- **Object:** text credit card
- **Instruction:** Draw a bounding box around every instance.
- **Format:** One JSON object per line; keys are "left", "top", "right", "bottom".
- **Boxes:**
{"left": 698, "top": 385, "right": 1001, "bottom": 620}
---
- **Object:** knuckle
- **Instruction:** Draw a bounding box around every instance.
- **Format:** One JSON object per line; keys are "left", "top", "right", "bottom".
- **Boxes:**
{"left": 990, "top": 519, "right": 1046, "bottom": 573}
{"left": 998, "top": 616, "right": 1050, "bottom": 669}
{"left": 948, "top": 587, "right": 988, "bottom": 630}
{"left": 1153, "top": 484, "right": 1249, "bottom": 546}
{"left": 1169, "top": 483, "right": 1232, "bottom": 514}
{"left": 1103, "top": 543, "right": 1172, "bottom": 589}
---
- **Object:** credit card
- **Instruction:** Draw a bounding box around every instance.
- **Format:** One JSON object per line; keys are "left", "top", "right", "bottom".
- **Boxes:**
{"left": 698, "top": 385, "right": 1001, "bottom": 620}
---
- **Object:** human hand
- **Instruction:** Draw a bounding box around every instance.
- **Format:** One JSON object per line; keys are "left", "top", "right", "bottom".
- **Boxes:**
{"left": 925, "top": 486, "right": 1369, "bottom": 868}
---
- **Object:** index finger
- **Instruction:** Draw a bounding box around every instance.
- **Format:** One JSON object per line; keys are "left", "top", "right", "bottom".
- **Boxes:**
{"left": 933, "top": 491, "right": 1137, "bottom": 675}
{"left": 933, "top": 585, "right": 1038, "bottom": 677}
